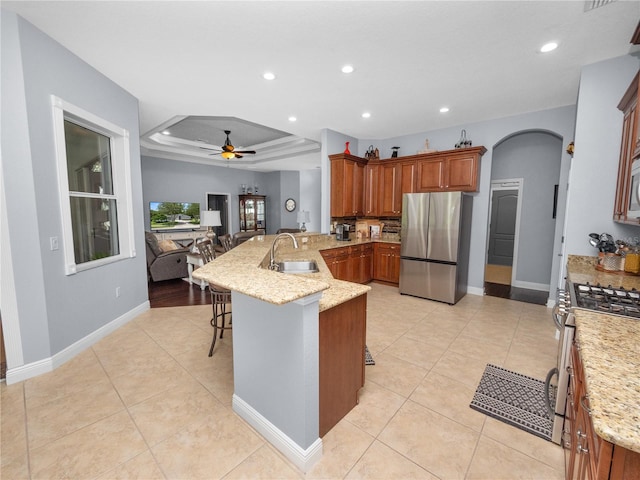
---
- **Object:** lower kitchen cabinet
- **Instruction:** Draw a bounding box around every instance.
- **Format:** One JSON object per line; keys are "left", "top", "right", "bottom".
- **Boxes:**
{"left": 321, "top": 247, "right": 350, "bottom": 280}
{"left": 566, "top": 339, "right": 640, "bottom": 479}
{"left": 320, "top": 244, "right": 373, "bottom": 284}
{"left": 373, "top": 243, "right": 401, "bottom": 285}
{"left": 319, "top": 294, "right": 366, "bottom": 436}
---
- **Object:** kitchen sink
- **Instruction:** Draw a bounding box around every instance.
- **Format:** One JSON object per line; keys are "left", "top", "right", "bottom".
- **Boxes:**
{"left": 277, "top": 260, "right": 319, "bottom": 274}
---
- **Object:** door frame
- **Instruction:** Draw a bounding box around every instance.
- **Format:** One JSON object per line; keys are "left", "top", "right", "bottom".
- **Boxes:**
{"left": 485, "top": 178, "right": 523, "bottom": 286}
{"left": 205, "top": 192, "right": 232, "bottom": 235}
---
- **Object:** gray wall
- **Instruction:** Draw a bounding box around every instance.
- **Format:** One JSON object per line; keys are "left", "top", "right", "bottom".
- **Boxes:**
{"left": 2, "top": 12, "right": 147, "bottom": 364}
{"left": 141, "top": 156, "right": 314, "bottom": 235}
{"left": 564, "top": 54, "right": 640, "bottom": 262}
{"left": 492, "top": 131, "right": 562, "bottom": 287}
{"left": 355, "top": 105, "right": 576, "bottom": 297}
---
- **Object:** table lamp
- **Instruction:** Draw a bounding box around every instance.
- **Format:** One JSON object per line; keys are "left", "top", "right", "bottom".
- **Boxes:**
{"left": 201, "top": 210, "right": 222, "bottom": 242}
{"left": 297, "top": 210, "right": 310, "bottom": 232}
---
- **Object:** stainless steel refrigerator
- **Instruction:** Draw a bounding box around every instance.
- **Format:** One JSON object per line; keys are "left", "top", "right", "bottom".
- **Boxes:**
{"left": 399, "top": 192, "right": 472, "bottom": 304}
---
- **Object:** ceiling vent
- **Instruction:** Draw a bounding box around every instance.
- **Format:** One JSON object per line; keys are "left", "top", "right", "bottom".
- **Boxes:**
{"left": 584, "top": 0, "right": 617, "bottom": 12}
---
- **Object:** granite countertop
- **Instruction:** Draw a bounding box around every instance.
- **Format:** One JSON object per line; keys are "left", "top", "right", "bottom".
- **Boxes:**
{"left": 567, "top": 255, "right": 640, "bottom": 453}
{"left": 191, "top": 233, "right": 398, "bottom": 312}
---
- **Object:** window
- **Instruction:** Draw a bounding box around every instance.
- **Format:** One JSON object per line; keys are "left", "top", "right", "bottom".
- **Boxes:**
{"left": 52, "top": 96, "right": 135, "bottom": 275}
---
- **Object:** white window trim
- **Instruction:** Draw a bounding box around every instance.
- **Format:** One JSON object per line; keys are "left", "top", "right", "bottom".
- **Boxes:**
{"left": 51, "top": 95, "right": 136, "bottom": 275}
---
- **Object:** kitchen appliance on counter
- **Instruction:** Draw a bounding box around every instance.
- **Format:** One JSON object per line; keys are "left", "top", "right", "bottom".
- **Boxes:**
{"left": 547, "top": 281, "right": 640, "bottom": 446}
{"left": 336, "top": 224, "right": 350, "bottom": 241}
{"left": 399, "top": 192, "right": 472, "bottom": 304}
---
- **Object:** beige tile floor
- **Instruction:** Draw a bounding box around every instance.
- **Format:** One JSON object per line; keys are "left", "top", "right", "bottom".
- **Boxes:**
{"left": 1, "top": 283, "right": 565, "bottom": 479}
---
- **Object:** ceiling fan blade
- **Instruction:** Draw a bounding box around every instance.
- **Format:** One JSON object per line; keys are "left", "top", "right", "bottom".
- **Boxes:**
{"left": 235, "top": 154, "right": 243, "bottom": 159}
{"left": 199, "top": 146, "right": 221, "bottom": 151}
{"left": 234, "top": 150, "right": 256, "bottom": 155}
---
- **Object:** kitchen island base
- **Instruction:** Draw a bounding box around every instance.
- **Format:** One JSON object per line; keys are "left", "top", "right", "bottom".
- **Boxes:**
{"left": 230, "top": 289, "right": 368, "bottom": 472}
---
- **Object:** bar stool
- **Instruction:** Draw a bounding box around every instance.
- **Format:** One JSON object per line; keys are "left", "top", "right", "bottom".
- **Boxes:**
{"left": 196, "top": 239, "right": 232, "bottom": 356}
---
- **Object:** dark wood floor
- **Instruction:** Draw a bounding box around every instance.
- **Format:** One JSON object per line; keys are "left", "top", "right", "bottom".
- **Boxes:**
{"left": 484, "top": 282, "right": 549, "bottom": 305}
{"left": 149, "top": 279, "right": 549, "bottom": 308}
{"left": 148, "top": 278, "right": 211, "bottom": 308}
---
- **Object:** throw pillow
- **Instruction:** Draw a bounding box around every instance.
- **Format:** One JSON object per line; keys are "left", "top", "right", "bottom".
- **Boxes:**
{"left": 145, "top": 232, "right": 163, "bottom": 256}
{"left": 158, "top": 239, "right": 179, "bottom": 252}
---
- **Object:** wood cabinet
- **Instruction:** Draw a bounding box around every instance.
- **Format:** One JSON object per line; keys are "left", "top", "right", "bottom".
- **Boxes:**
{"left": 320, "top": 247, "right": 350, "bottom": 280}
{"left": 614, "top": 71, "right": 640, "bottom": 224}
{"left": 373, "top": 242, "right": 401, "bottom": 285}
{"left": 330, "top": 154, "right": 366, "bottom": 217}
{"left": 319, "top": 294, "right": 366, "bottom": 437}
{"left": 320, "top": 243, "right": 373, "bottom": 284}
{"left": 239, "top": 195, "right": 266, "bottom": 232}
{"left": 363, "top": 163, "right": 379, "bottom": 216}
{"left": 565, "top": 339, "right": 640, "bottom": 479}
{"left": 378, "top": 161, "right": 416, "bottom": 216}
{"left": 415, "top": 147, "right": 485, "bottom": 192}
{"left": 330, "top": 148, "right": 484, "bottom": 219}
{"left": 350, "top": 243, "right": 373, "bottom": 284}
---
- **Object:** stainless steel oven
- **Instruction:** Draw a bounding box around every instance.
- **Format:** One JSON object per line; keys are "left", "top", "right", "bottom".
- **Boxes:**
{"left": 546, "top": 287, "right": 574, "bottom": 445}
{"left": 547, "top": 280, "right": 640, "bottom": 447}
{"left": 628, "top": 158, "right": 640, "bottom": 218}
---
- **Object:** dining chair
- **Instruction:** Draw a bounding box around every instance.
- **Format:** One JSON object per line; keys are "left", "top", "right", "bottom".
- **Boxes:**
{"left": 195, "top": 239, "right": 232, "bottom": 356}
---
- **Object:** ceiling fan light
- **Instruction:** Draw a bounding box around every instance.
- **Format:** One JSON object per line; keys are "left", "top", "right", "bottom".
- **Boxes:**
{"left": 221, "top": 151, "right": 235, "bottom": 159}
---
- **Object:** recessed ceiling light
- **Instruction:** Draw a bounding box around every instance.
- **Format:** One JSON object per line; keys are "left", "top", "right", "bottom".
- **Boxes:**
{"left": 439, "top": 107, "right": 450, "bottom": 113}
{"left": 263, "top": 72, "right": 276, "bottom": 80}
{"left": 288, "top": 116, "right": 297, "bottom": 122}
{"left": 162, "top": 130, "right": 171, "bottom": 135}
{"left": 342, "top": 65, "right": 354, "bottom": 74}
{"left": 540, "top": 42, "right": 558, "bottom": 53}
{"left": 362, "top": 112, "right": 371, "bottom": 118}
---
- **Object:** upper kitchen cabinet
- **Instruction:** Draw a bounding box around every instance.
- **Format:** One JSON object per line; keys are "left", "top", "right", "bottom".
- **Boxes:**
{"left": 415, "top": 147, "right": 486, "bottom": 193}
{"left": 614, "top": 70, "right": 640, "bottom": 224}
{"left": 363, "top": 163, "right": 379, "bottom": 217}
{"left": 330, "top": 154, "right": 366, "bottom": 217}
{"left": 378, "top": 160, "right": 416, "bottom": 216}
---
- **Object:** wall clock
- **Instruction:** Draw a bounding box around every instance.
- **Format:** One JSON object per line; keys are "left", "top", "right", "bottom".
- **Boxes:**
{"left": 285, "top": 198, "right": 296, "bottom": 212}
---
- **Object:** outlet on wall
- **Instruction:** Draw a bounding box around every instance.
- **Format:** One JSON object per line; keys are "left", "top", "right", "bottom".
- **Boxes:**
{"left": 115, "top": 287, "right": 121, "bottom": 298}
{"left": 49, "top": 236, "right": 59, "bottom": 251}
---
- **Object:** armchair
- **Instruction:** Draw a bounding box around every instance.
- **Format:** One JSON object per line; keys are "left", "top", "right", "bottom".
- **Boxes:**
{"left": 145, "top": 232, "right": 190, "bottom": 282}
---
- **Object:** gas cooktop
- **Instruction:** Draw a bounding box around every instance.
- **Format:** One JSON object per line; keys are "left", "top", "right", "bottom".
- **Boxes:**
{"left": 572, "top": 282, "right": 640, "bottom": 319}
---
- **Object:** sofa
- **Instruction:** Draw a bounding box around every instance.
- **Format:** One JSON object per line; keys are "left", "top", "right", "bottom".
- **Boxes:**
{"left": 145, "top": 232, "right": 190, "bottom": 282}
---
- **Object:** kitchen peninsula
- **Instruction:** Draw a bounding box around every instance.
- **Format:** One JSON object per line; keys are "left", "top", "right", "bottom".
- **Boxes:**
{"left": 192, "top": 233, "right": 390, "bottom": 472}
{"left": 565, "top": 256, "right": 640, "bottom": 478}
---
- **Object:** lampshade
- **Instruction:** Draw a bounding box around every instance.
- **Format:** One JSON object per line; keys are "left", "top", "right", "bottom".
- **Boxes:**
{"left": 297, "top": 211, "right": 310, "bottom": 223}
{"left": 201, "top": 210, "right": 222, "bottom": 227}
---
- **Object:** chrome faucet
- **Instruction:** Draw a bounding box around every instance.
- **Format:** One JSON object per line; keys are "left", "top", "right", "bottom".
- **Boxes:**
{"left": 269, "top": 233, "right": 299, "bottom": 270}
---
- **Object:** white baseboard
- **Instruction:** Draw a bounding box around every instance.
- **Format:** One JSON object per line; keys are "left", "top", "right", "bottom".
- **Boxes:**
{"left": 232, "top": 394, "right": 323, "bottom": 473}
{"left": 512, "top": 280, "right": 550, "bottom": 292}
{"left": 5, "top": 301, "right": 150, "bottom": 385}
{"left": 467, "top": 286, "right": 484, "bottom": 296}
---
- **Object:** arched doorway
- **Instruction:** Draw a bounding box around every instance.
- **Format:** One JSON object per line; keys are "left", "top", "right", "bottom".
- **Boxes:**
{"left": 484, "top": 130, "right": 563, "bottom": 304}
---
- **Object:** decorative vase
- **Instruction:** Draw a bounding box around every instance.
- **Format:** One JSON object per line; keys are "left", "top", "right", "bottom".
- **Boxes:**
{"left": 344, "top": 142, "right": 351, "bottom": 155}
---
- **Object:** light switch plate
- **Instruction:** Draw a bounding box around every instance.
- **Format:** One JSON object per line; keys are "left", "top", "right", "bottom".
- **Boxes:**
{"left": 50, "top": 236, "right": 59, "bottom": 251}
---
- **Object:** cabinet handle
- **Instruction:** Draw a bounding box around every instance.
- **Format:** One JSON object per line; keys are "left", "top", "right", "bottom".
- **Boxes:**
{"left": 576, "top": 428, "right": 586, "bottom": 439}
{"left": 577, "top": 444, "right": 589, "bottom": 455}
{"left": 580, "top": 395, "right": 591, "bottom": 416}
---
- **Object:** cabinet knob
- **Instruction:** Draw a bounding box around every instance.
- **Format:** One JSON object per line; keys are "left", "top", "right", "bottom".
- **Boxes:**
{"left": 577, "top": 444, "right": 589, "bottom": 455}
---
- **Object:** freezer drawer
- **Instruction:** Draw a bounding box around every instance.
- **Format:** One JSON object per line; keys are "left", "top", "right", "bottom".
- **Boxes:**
{"left": 399, "top": 259, "right": 458, "bottom": 304}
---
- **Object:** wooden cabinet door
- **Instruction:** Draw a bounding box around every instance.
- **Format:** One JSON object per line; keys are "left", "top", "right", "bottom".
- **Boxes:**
{"left": 353, "top": 161, "right": 365, "bottom": 216}
{"left": 330, "top": 155, "right": 366, "bottom": 217}
{"left": 378, "top": 163, "right": 399, "bottom": 216}
{"left": 400, "top": 161, "right": 416, "bottom": 196}
{"left": 415, "top": 159, "right": 446, "bottom": 192}
{"left": 373, "top": 243, "right": 400, "bottom": 285}
{"left": 364, "top": 164, "right": 379, "bottom": 216}
{"left": 615, "top": 95, "right": 637, "bottom": 221}
{"left": 361, "top": 244, "right": 373, "bottom": 283}
{"left": 447, "top": 154, "right": 478, "bottom": 191}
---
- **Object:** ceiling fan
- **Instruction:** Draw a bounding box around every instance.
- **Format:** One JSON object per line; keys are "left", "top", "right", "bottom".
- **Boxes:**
{"left": 200, "top": 130, "right": 256, "bottom": 159}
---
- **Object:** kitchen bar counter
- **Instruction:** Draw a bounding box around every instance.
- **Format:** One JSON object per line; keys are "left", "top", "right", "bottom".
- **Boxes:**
{"left": 192, "top": 233, "right": 400, "bottom": 311}
{"left": 567, "top": 255, "right": 640, "bottom": 454}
